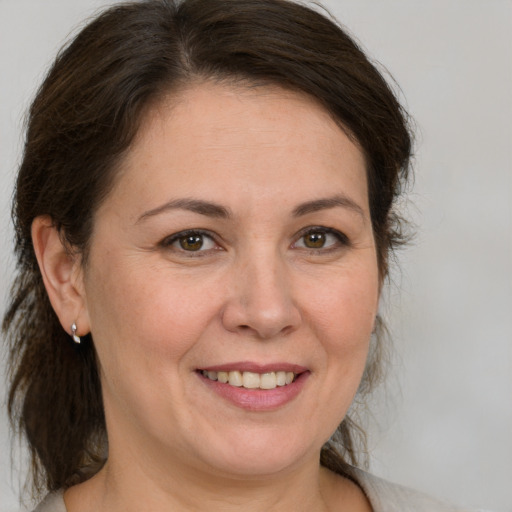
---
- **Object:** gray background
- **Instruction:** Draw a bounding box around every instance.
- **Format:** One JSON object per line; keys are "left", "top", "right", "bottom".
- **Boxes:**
{"left": 1, "top": 1, "right": 511, "bottom": 511}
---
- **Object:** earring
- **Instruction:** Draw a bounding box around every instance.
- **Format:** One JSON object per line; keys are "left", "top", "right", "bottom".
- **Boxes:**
{"left": 71, "top": 322, "right": 81, "bottom": 344}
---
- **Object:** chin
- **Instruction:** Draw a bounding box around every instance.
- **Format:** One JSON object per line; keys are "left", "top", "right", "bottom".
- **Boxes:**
{"left": 193, "top": 428, "right": 320, "bottom": 479}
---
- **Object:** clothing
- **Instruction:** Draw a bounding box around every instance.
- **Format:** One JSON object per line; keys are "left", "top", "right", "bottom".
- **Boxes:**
{"left": 345, "top": 466, "right": 480, "bottom": 512}
{"left": 32, "top": 468, "right": 485, "bottom": 512}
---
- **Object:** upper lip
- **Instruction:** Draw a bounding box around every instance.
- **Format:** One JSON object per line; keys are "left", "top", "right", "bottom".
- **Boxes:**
{"left": 198, "top": 362, "right": 308, "bottom": 374}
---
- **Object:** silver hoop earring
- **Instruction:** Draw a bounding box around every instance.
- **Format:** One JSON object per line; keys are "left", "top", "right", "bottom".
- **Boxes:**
{"left": 71, "top": 323, "right": 81, "bottom": 344}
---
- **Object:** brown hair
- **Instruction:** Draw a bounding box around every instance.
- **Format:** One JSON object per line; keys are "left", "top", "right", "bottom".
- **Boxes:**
{"left": 3, "top": 0, "right": 412, "bottom": 496}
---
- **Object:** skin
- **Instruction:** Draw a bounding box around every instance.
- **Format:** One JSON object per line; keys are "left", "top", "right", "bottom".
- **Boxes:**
{"left": 33, "top": 83, "right": 378, "bottom": 511}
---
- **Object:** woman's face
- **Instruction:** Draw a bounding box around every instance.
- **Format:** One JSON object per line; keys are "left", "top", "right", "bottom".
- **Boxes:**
{"left": 79, "top": 83, "right": 380, "bottom": 478}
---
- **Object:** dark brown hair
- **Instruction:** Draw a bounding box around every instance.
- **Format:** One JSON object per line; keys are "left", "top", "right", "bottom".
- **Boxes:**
{"left": 3, "top": 0, "right": 412, "bottom": 496}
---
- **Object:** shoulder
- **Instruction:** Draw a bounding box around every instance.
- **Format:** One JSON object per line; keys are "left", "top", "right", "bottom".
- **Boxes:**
{"left": 344, "top": 466, "right": 484, "bottom": 512}
{"left": 32, "top": 491, "right": 66, "bottom": 512}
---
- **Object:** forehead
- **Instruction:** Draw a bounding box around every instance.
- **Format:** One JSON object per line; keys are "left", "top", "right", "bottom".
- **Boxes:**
{"left": 106, "top": 82, "right": 369, "bottom": 218}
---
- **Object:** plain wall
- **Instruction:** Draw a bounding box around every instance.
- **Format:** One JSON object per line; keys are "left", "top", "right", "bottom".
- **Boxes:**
{"left": 1, "top": 1, "right": 511, "bottom": 511}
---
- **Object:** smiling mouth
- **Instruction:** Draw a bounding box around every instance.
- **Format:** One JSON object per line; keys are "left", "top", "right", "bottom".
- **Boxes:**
{"left": 200, "top": 370, "right": 297, "bottom": 390}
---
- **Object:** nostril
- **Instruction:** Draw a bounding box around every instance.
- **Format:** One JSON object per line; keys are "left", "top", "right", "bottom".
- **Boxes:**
{"left": 221, "top": 294, "right": 301, "bottom": 338}
{"left": 280, "top": 325, "right": 295, "bottom": 336}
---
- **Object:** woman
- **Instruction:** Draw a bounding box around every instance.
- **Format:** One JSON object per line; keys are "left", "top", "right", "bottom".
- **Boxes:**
{"left": 2, "top": 0, "right": 478, "bottom": 511}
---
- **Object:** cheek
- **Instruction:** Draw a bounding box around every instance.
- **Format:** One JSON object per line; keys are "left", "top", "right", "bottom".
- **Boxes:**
{"left": 308, "top": 266, "right": 379, "bottom": 344}
{"left": 84, "top": 259, "right": 218, "bottom": 372}
{"left": 303, "top": 260, "right": 379, "bottom": 400}
{"left": 292, "top": 264, "right": 379, "bottom": 441}
{"left": 82, "top": 259, "right": 223, "bottom": 430}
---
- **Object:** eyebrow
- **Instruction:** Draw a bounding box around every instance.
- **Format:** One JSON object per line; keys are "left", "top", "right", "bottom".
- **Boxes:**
{"left": 137, "top": 198, "right": 231, "bottom": 222}
{"left": 292, "top": 195, "right": 365, "bottom": 218}
{"left": 137, "top": 194, "right": 365, "bottom": 223}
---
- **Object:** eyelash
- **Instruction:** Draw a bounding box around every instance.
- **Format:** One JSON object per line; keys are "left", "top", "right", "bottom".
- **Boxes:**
{"left": 160, "top": 229, "right": 220, "bottom": 255}
{"left": 159, "top": 226, "right": 350, "bottom": 256}
{"left": 293, "top": 226, "right": 350, "bottom": 253}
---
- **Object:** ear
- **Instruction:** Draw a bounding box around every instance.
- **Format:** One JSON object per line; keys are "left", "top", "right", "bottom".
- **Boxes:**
{"left": 31, "top": 215, "right": 90, "bottom": 338}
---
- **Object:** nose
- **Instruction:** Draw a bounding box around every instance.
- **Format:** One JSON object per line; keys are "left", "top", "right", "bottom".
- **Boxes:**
{"left": 221, "top": 253, "right": 302, "bottom": 339}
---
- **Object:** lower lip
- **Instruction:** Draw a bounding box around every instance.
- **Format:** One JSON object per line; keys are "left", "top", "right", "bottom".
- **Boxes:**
{"left": 198, "top": 372, "right": 310, "bottom": 411}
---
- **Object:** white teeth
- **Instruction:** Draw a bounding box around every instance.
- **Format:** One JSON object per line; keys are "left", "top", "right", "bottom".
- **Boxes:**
{"left": 228, "top": 370, "right": 243, "bottom": 387}
{"left": 260, "top": 372, "right": 277, "bottom": 390}
{"left": 276, "top": 371, "right": 286, "bottom": 386}
{"left": 202, "top": 370, "right": 297, "bottom": 389}
{"left": 242, "top": 371, "right": 260, "bottom": 389}
{"left": 217, "top": 371, "right": 229, "bottom": 383}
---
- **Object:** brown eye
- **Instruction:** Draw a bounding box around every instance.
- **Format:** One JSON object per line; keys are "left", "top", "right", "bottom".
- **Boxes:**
{"left": 303, "top": 232, "right": 326, "bottom": 249}
{"left": 179, "top": 234, "right": 204, "bottom": 251}
{"left": 293, "top": 227, "right": 348, "bottom": 251}
{"left": 162, "top": 230, "right": 217, "bottom": 253}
